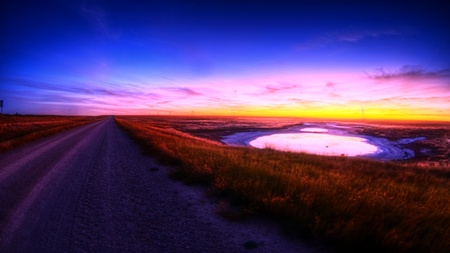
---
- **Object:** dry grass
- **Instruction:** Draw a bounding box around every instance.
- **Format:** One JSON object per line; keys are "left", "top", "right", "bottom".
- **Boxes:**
{"left": 115, "top": 116, "right": 450, "bottom": 252}
{"left": 0, "top": 115, "right": 105, "bottom": 152}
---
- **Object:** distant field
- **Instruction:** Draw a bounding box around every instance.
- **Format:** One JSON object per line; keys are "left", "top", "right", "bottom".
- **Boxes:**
{"left": 142, "top": 116, "right": 450, "bottom": 165}
{"left": 115, "top": 115, "right": 450, "bottom": 253}
{"left": 0, "top": 115, "right": 105, "bottom": 152}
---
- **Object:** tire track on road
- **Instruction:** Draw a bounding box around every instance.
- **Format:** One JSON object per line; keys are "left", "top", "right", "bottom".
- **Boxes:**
{"left": 0, "top": 119, "right": 110, "bottom": 251}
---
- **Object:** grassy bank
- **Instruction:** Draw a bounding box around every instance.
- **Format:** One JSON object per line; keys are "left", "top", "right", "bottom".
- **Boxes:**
{"left": 0, "top": 115, "right": 105, "bottom": 152}
{"left": 115, "top": 116, "right": 450, "bottom": 252}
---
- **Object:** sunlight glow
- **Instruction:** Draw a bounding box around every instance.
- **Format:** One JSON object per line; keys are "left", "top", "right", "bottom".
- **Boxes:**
{"left": 1, "top": 1, "right": 449, "bottom": 121}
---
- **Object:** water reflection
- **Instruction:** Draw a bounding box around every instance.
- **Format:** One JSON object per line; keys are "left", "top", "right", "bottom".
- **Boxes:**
{"left": 300, "top": 127, "right": 328, "bottom": 132}
{"left": 249, "top": 133, "right": 378, "bottom": 157}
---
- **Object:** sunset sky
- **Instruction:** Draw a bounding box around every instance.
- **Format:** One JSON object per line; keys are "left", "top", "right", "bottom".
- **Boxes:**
{"left": 1, "top": 0, "right": 449, "bottom": 121}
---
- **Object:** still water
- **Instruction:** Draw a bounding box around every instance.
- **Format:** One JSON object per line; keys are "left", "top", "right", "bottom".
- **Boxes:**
{"left": 249, "top": 132, "right": 378, "bottom": 157}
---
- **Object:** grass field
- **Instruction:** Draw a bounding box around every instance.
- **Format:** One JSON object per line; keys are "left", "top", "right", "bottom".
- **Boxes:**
{"left": 0, "top": 115, "right": 105, "bottom": 152}
{"left": 115, "top": 116, "right": 450, "bottom": 253}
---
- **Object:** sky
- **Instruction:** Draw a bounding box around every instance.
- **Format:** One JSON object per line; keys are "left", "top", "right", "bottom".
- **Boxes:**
{"left": 1, "top": 0, "right": 450, "bottom": 121}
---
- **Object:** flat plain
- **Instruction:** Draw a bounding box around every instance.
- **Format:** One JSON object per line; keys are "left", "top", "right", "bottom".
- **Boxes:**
{"left": 0, "top": 116, "right": 324, "bottom": 253}
{"left": 1, "top": 115, "right": 449, "bottom": 252}
{"left": 116, "top": 115, "right": 450, "bottom": 252}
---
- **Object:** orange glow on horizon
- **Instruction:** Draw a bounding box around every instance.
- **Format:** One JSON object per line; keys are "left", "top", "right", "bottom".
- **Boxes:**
{"left": 128, "top": 105, "right": 450, "bottom": 122}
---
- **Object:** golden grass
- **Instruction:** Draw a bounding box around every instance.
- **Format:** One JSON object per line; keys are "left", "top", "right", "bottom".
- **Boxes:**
{"left": 115, "top": 116, "right": 450, "bottom": 252}
{"left": 0, "top": 115, "right": 105, "bottom": 152}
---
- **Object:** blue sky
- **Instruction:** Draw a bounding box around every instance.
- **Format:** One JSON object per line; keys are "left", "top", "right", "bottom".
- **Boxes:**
{"left": 1, "top": 0, "right": 449, "bottom": 120}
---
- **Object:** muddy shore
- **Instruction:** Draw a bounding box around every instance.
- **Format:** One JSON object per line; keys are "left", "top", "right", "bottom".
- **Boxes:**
{"left": 164, "top": 117, "right": 449, "bottom": 164}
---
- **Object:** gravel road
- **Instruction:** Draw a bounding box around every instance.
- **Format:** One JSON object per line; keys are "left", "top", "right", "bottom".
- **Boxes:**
{"left": 0, "top": 117, "right": 327, "bottom": 252}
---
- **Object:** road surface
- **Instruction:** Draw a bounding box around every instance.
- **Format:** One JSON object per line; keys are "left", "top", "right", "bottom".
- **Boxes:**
{"left": 0, "top": 117, "right": 325, "bottom": 252}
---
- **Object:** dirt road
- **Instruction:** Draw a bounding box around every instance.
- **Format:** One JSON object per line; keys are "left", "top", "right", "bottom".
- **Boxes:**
{"left": 0, "top": 117, "right": 325, "bottom": 252}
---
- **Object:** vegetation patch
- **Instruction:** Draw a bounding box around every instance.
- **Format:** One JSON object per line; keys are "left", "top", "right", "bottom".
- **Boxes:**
{"left": 0, "top": 115, "right": 105, "bottom": 152}
{"left": 115, "top": 116, "right": 450, "bottom": 253}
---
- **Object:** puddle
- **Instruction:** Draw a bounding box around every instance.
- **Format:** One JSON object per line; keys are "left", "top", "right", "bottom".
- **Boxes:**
{"left": 249, "top": 133, "right": 378, "bottom": 157}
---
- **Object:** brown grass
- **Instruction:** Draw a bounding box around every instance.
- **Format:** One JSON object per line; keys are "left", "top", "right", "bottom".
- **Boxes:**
{"left": 115, "top": 116, "right": 450, "bottom": 253}
{"left": 0, "top": 115, "right": 105, "bottom": 152}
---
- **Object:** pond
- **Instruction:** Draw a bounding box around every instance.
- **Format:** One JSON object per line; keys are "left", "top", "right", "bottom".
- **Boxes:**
{"left": 222, "top": 124, "right": 420, "bottom": 160}
{"left": 249, "top": 132, "right": 378, "bottom": 157}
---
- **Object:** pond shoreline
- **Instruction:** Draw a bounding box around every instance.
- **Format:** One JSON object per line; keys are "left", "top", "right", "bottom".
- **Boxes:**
{"left": 222, "top": 123, "right": 421, "bottom": 160}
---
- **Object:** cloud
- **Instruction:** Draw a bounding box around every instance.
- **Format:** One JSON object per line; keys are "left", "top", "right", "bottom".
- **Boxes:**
{"left": 296, "top": 27, "right": 412, "bottom": 51}
{"left": 79, "top": 4, "right": 121, "bottom": 38}
{"left": 260, "top": 82, "right": 299, "bottom": 95}
{"left": 366, "top": 66, "right": 450, "bottom": 80}
{"left": 336, "top": 29, "right": 405, "bottom": 43}
{"left": 163, "top": 87, "right": 203, "bottom": 96}
{"left": 0, "top": 77, "right": 162, "bottom": 107}
{"left": 2, "top": 67, "right": 449, "bottom": 118}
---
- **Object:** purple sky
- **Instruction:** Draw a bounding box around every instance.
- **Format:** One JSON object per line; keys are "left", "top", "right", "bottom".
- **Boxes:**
{"left": 1, "top": 0, "right": 449, "bottom": 120}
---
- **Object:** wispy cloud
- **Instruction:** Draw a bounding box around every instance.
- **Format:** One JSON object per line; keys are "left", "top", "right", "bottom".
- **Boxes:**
{"left": 79, "top": 4, "right": 121, "bottom": 38}
{"left": 1, "top": 77, "right": 158, "bottom": 100}
{"left": 296, "top": 27, "right": 412, "bottom": 51}
{"left": 2, "top": 68, "right": 449, "bottom": 119}
{"left": 336, "top": 29, "right": 406, "bottom": 43}
{"left": 366, "top": 66, "right": 450, "bottom": 80}
{"left": 326, "top": 82, "right": 335, "bottom": 88}
{"left": 0, "top": 77, "right": 163, "bottom": 112}
{"left": 259, "top": 82, "right": 300, "bottom": 95}
{"left": 162, "top": 87, "right": 203, "bottom": 96}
